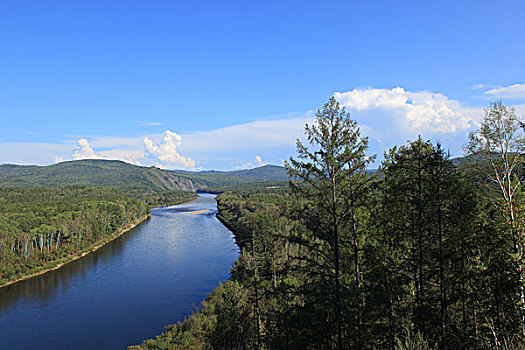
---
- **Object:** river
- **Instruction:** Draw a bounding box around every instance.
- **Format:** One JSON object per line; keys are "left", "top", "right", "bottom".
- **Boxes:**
{"left": 0, "top": 193, "right": 239, "bottom": 349}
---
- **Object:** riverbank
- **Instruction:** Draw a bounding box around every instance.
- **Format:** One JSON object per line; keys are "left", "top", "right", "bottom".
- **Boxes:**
{"left": 148, "top": 193, "right": 199, "bottom": 209}
{"left": 129, "top": 193, "right": 243, "bottom": 350}
{"left": 1, "top": 192, "right": 238, "bottom": 350}
{"left": 0, "top": 214, "right": 151, "bottom": 289}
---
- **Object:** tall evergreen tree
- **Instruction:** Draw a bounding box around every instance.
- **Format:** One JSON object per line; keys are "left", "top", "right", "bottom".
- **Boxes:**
{"left": 285, "top": 96, "right": 374, "bottom": 349}
{"left": 372, "top": 138, "right": 479, "bottom": 348}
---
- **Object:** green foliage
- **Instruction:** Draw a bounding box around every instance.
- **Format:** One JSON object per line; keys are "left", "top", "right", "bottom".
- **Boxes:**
{"left": 395, "top": 329, "right": 434, "bottom": 350}
{"left": 0, "top": 186, "right": 149, "bottom": 286}
{"left": 0, "top": 159, "right": 196, "bottom": 192}
{"left": 285, "top": 96, "right": 375, "bottom": 349}
{"left": 205, "top": 180, "right": 290, "bottom": 194}
{"left": 172, "top": 165, "right": 289, "bottom": 189}
{"left": 4, "top": 100, "right": 516, "bottom": 350}
{"left": 135, "top": 147, "right": 525, "bottom": 349}
{"left": 0, "top": 159, "right": 290, "bottom": 197}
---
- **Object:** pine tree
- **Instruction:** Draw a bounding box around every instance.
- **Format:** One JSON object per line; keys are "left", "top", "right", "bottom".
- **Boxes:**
{"left": 285, "top": 96, "right": 374, "bottom": 349}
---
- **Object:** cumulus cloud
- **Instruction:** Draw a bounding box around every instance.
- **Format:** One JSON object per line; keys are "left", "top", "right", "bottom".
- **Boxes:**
{"left": 236, "top": 155, "right": 264, "bottom": 169}
{"left": 8, "top": 86, "right": 512, "bottom": 169}
{"left": 65, "top": 131, "right": 195, "bottom": 169}
{"left": 98, "top": 149, "right": 144, "bottom": 166}
{"left": 57, "top": 87, "right": 485, "bottom": 169}
{"left": 334, "top": 87, "right": 477, "bottom": 134}
{"left": 483, "top": 83, "right": 525, "bottom": 99}
{"left": 73, "top": 139, "right": 99, "bottom": 159}
{"left": 143, "top": 130, "right": 196, "bottom": 170}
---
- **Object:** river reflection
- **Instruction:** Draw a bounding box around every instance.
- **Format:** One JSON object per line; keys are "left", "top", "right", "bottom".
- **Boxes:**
{"left": 0, "top": 193, "right": 238, "bottom": 350}
{"left": 0, "top": 223, "right": 140, "bottom": 313}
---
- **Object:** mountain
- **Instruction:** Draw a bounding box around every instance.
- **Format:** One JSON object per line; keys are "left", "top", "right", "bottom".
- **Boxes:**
{"left": 0, "top": 159, "right": 196, "bottom": 192}
{"left": 172, "top": 164, "right": 289, "bottom": 188}
{"left": 0, "top": 160, "right": 290, "bottom": 191}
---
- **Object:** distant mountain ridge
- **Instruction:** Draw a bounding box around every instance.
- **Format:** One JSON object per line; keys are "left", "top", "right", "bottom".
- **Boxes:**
{"left": 0, "top": 159, "right": 196, "bottom": 191}
{"left": 172, "top": 164, "right": 288, "bottom": 188}
{"left": 0, "top": 159, "right": 289, "bottom": 191}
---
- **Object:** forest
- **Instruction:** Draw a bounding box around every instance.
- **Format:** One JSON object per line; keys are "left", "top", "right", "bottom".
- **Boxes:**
{"left": 131, "top": 99, "right": 525, "bottom": 349}
{"left": 0, "top": 186, "right": 195, "bottom": 287}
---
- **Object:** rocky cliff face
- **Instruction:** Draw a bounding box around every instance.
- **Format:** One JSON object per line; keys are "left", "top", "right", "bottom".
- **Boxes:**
{"left": 141, "top": 167, "right": 196, "bottom": 192}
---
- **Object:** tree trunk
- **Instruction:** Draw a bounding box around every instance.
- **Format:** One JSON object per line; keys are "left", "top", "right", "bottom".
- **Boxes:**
{"left": 436, "top": 161, "right": 447, "bottom": 345}
{"left": 252, "top": 234, "right": 261, "bottom": 349}
{"left": 417, "top": 144, "right": 424, "bottom": 332}
{"left": 333, "top": 174, "right": 342, "bottom": 350}
{"left": 352, "top": 206, "right": 362, "bottom": 345}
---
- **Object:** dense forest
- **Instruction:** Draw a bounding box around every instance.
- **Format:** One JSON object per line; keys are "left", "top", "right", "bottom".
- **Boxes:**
{"left": 131, "top": 99, "right": 525, "bottom": 349}
{"left": 0, "top": 186, "right": 152, "bottom": 286}
{"left": 0, "top": 184, "right": 199, "bottom": 287}
{"left": 173, "top": 165, "right": 289, "bottom": 189}
{"left": 0, "top": 160, "right": 196, "bottom": 191}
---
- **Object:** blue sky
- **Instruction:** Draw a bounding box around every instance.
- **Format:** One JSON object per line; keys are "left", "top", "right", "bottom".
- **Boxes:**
{"left": 1, "top": 0, "right": 524, "bottom": 169}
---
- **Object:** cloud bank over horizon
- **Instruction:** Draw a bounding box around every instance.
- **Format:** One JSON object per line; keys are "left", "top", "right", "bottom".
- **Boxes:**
{"left": 2, "top": 84, "right": 524, "bottom": 170}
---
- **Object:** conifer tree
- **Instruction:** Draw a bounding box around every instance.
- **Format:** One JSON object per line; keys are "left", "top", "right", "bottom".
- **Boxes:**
{"left": 285, "top": 96, "right": 374, "bottom": 349}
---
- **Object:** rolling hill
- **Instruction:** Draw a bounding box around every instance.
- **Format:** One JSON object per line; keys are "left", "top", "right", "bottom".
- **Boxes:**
{"left": 0, "top": 159, "right": 290, "bottom": 191}
{"left": 172, "top": 164, "right": 289, "bottom": 188}
{"left": 0, "top": 159, "right": 196, "bottom": 191}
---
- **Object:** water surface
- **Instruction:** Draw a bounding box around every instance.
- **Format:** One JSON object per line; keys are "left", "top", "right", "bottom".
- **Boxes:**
{"left": 0, "top": 193, "right": 239, "bottom": 349}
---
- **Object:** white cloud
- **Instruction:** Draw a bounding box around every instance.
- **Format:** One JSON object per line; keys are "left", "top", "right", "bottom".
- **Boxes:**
{"left": 143, "top": 130, "right": 196, "bottom": 170}
{"left": 67, "top": 131, "right": 195, "bottom": 169}
{"left": 73, "top": 139, "right": 99, "bottom": 159}
{"left": 98, "top": 149, "right": 144, "bottom": 166}
{"left": 236, "top": 155, "right": 264, "bottom": 169}
{"left": 71, "top": 138, "right": 143, "bottom": 165}
{"left": 334, "top": 87, "right": 478, "bottom": 134}
{"left": 516, "top": 104, "right": 525, "bottom": 116}
{"left": 484, "top": 83, "right": 525, "bottom": 99}
{"left": 0, "top": 143, "right": 72, "bottom": 165}
{"left": 181, "top": 114, "right": 315, "bottom": 153}
{"left": 8, "top": 86, "right": 524, "bottom": 169}
{"left": 470, "top": 84, "right": 489, "bottom": 90}
{"left": 469, "top": 84, "right": 501, "bottom": 90}
{"left": 134, "top": 121, "right": 164, "bottom": 126}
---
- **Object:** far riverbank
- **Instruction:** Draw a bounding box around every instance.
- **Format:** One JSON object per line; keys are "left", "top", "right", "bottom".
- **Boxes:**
{"left": 0, "top": 214, "right": 151, "bottom": 289}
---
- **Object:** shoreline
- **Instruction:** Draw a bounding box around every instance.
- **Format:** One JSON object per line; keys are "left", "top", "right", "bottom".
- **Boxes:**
{"left": 148, "top": 194, "right": 199, "bottom": 209}
{"left": 0, "top": 214, "right": 151, "bottom": 289}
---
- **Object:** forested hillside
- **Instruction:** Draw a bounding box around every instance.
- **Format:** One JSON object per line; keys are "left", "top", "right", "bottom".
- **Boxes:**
{"left": 0, "top": 159, "right": 289, "bottom": 191}
{"left": 0, "top": 186, "right": 149, "bottom": 287}
{"left": 172, "top": 165, "right": 288, "bottom": 189}
{"left": 131, "top": 100, "right": 525, "bottom": 350}
{"left": 0, "top": 159, "right": 196, "bottom": 192}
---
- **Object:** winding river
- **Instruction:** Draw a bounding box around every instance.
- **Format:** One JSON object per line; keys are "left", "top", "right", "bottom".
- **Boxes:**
{"left": 0, "top": 193, "right": 239, "bottom": 350}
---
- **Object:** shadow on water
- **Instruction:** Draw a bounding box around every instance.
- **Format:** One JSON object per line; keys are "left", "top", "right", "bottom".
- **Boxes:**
{"left": 0, "top": 221, "right": 143, "bottom": 313}
{"left": 0, "top": 193, "right": 238, "bottom": 350}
